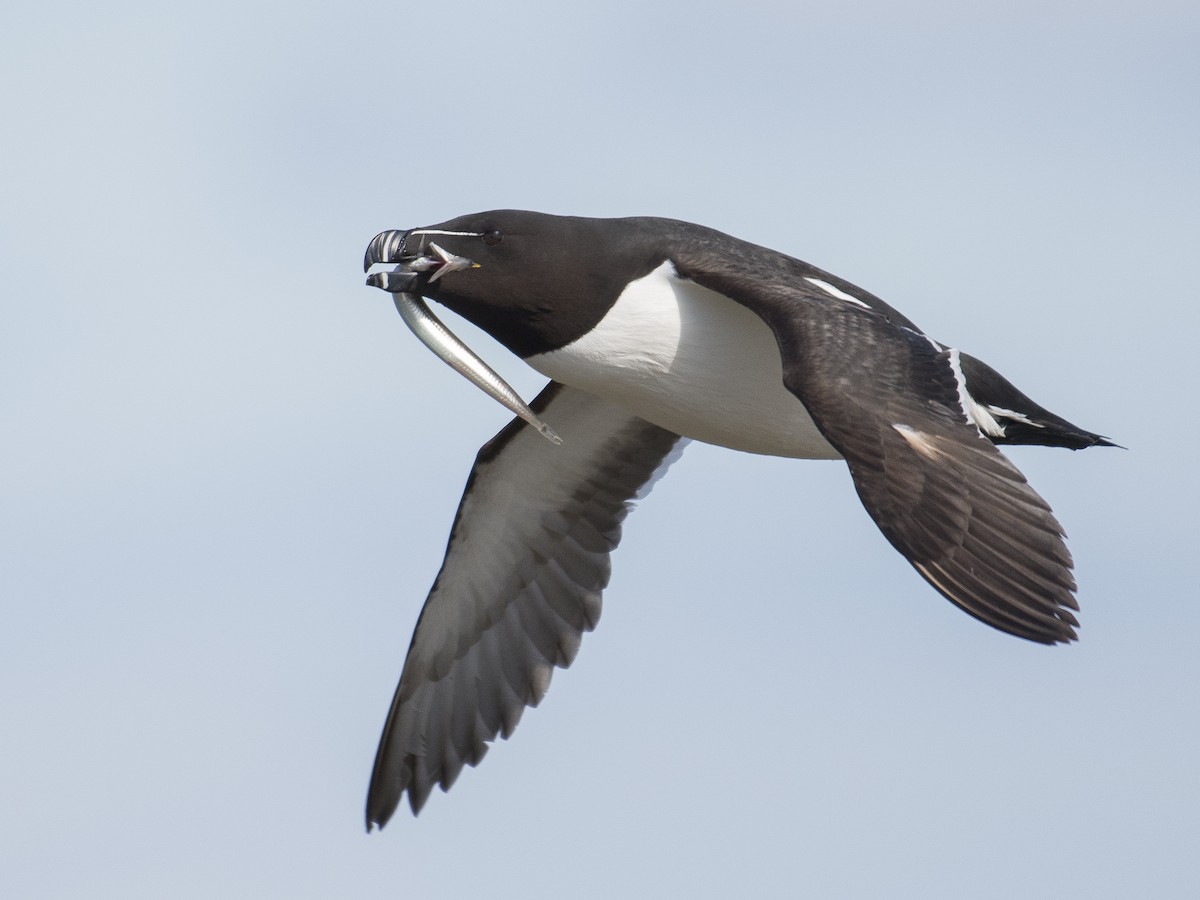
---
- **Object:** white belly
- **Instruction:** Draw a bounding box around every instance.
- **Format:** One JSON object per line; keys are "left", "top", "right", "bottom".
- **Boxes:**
{"left": 526, "top": 261, "right": 841, "bottom": 460}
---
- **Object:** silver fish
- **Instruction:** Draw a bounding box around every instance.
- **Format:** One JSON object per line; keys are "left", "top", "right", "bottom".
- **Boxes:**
{"left": 391, "top": 291, "right": 563, "bottom": 445}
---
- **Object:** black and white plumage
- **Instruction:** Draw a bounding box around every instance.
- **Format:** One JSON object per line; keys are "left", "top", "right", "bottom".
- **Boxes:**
{"left": 361, "top": 210, "right": 1112, "bottom": 829}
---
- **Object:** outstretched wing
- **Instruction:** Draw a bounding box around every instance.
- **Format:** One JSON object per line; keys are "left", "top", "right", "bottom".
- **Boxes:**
{"left": 367, "top": 382, "right": 684, "bottom": 829}
{"left": 680, "top": 260, "right": 1080, "bottom": 645}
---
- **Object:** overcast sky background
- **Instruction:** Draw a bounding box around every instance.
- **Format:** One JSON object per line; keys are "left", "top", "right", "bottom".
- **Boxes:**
{"left": 3, "top": 2, "right": 1198, "bottom": 897}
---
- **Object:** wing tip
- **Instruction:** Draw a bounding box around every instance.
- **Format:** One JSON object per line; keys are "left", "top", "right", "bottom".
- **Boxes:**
{"left": 365, "top": 804, "right": 392, "bottom": 833}
{"left": 969, "top": 605, "right": 1080, "bottom": 646}
{"left": 1019, "top": 620, "right": 1079, "bottom": 646}
{"left": 911, "top": 558, "right": 1083, "bottom": 646}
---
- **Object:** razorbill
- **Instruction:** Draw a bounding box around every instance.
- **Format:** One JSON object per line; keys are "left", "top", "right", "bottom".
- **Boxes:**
{"left": 360, "top": 210, "right": 1112, "bottom": 829}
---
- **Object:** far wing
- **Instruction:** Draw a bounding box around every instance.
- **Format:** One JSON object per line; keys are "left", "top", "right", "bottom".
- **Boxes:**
{"left": 367, "top": 382, "right": 684, "bottom": 828}
{"left": 681, "top": 262, "right": 1080, "bottom": 645}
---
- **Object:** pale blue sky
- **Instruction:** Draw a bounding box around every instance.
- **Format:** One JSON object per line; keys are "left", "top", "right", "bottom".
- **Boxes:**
{"left": 3, "top": 2, "right": 1198, "bottom": 897}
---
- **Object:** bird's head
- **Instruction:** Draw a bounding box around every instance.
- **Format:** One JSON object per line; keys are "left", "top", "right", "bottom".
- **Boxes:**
{"left": 364, "top": 210, "right": 662, "bottom": 357}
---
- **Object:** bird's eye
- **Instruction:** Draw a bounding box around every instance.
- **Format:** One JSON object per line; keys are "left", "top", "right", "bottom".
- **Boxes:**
{"left": 481, "top": 229, "right": 503, "bottom": 246}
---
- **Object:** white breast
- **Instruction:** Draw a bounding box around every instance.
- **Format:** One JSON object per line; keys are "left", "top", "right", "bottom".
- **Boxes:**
{"left": 526, "top": 261, "right": 841, "bottom": 460}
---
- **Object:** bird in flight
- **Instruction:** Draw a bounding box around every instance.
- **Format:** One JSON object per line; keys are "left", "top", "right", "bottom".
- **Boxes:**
{"left": 361, "top": 210, "right": 1112, "bottom": 830}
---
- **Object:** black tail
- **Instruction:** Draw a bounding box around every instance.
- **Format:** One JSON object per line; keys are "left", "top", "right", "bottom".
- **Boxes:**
{"left": 958, "top": 352, "right": 1117, "bottom": 450}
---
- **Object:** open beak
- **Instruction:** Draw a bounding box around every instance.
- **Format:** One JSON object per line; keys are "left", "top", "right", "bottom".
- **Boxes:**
{"left": 360, "top": 227, "right": 563, "bottom": 445}
{"left": 364, "top": 229, "right": 477, "bottom": 293}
